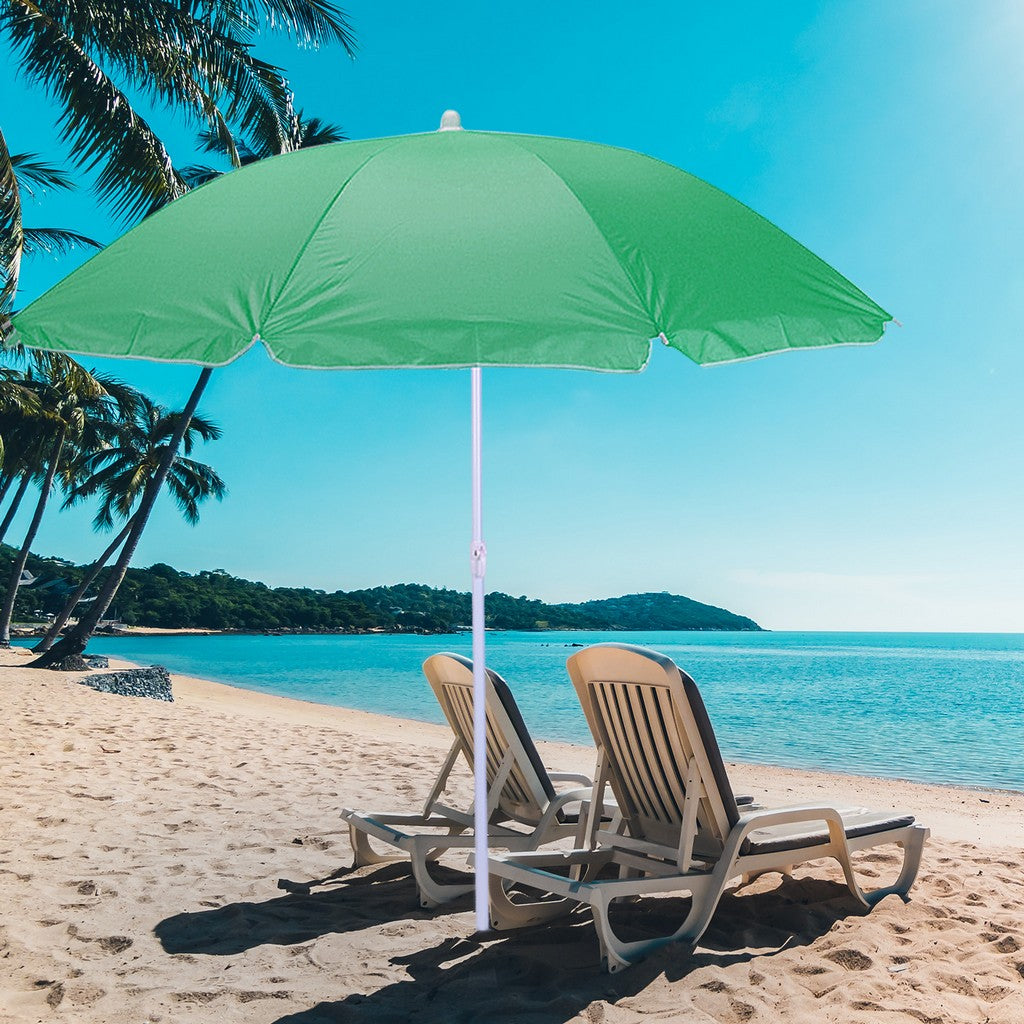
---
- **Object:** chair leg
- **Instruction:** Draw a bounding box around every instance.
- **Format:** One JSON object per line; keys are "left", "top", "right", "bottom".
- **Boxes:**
{"left": 410, "top": 839, "right": 474, "bottom": 909}
{"left": 349, "top": 823, "right": 405, "bottom": 867}
{"left": 830, "top": 825, "right": 929, "bottom": 909}
{"left": 590, "top": 874, "right": 726, "bottom": 973}
{"left": 739, "top": 864, "right": 794, "bottom": 886}
{"left": 488, "top": 873, "right": 578, "bottom": 930}
{"left": 859, "top": 826, "right": 929, "bottom": 907}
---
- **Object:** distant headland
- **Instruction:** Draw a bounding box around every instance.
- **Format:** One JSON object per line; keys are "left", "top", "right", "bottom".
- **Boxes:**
{"left": 4, "top": 546, "right": 762, "bottom": 635}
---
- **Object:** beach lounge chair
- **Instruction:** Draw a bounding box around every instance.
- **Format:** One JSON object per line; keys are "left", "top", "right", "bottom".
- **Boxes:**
{"left": 341, "top": 653, "right": 595, "bottom": 908}
{"left": 487, "top": 643, "right": 929, "bottom": 972}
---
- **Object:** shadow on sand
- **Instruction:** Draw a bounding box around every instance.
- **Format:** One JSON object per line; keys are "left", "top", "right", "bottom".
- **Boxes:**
{"left": 260, "top": 874, "right": 877, "bottom": 1024}
{"left": 154, "top": 862, "right": 473, "bottom": 955}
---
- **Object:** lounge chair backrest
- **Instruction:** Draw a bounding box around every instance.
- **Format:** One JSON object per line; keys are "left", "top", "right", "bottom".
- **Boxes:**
{"left": 567, "top": 644, "right": 740, "bottom": 856}
{"left": 423, "top": 653, "right": 555, "bottom": 826}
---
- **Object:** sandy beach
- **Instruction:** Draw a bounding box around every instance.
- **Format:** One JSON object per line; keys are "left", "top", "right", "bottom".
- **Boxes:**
{"left": 1, "top": 647, "right": 1022, "bottom": 1024}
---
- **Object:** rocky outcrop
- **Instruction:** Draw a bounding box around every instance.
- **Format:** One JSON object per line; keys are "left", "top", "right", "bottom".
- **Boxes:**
{"left": 78, "top": 666, "right": 173, "bottom": 702}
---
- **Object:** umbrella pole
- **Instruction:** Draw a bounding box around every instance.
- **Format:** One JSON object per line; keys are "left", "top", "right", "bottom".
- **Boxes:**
{"left": 470, "top": 365, "right": 489, "bottom": 931}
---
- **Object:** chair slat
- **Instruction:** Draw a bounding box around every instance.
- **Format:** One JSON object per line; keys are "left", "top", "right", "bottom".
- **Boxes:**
{"left": 596, "top": 682, "right": 658, "bottom": 823}
{"left": 623, "top": 683, "right": 675, "bottom": 823}
{"left": 638, "top": 685, "right": 687, "bottom": 820}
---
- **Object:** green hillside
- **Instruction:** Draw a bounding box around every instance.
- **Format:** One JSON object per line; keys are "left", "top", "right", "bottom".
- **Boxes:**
{"left": 1, "top": 546, "right": 762, "bottom": 633}
{"left": 568, "top": 593, "right": 760, "bottom": 632}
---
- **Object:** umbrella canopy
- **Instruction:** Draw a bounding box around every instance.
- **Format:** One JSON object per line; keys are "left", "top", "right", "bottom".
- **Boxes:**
{"left": 7, "top": 112, "right": 891, "bottom": 932}
{"left": 10, "top": 113, "right": 890, "bottom": 369}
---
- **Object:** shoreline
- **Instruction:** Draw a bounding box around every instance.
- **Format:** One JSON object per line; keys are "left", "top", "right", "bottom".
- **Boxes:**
{"left": 11, "top": 644, "right": 1020, "bottom": 846}
{"left": 28, "top": 637, "right": 1023, "bottom": 800}
{"left": 15, "top": 624, "right": 1024, "bottom": 639}
{"left": 167, "top": 668, "right": 1024, "bottom": 848}
{"left": 165, "top": 656, "right": 1024, "bottom": 803}
{"left": 2, "top": 647, "right": 1023, "bottom": 1022}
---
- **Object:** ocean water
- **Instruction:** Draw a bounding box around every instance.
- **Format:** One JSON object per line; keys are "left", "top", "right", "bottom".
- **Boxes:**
{"left": 80, "top": 630, "right": 1024, "bottom": 792}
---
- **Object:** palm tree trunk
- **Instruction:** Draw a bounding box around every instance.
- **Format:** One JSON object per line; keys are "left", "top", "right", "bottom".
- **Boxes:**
{"left": 0, "top": 473, "right": 13, "bottom": 505}
{"left": 0, "top": 472, "right": 31, "bottom": 547}
{"left": 0, "top": 430, "right": 65, "bottom": 646}
{"left": 31, "top": 516, "right": 136, "bottom": 653}
{"left": 30, "top": 368, "right": 212, "bottom": 666}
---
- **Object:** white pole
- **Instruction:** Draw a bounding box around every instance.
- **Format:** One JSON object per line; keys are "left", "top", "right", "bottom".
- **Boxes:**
{"left": 470, "top": 365, "right": 489, "bottom": 931}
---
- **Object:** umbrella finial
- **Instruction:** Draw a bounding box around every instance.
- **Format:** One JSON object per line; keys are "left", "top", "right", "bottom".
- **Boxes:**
{"left": 439, "top": 110, "right": 463, "bottom": 131}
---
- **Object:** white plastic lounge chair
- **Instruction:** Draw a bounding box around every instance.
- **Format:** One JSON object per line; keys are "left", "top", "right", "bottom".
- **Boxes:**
{"left": 341, "top": 652, "right": 595, "bottom": 908}
{"left": 487, "top": 643, "right": 929, "bottom": 972}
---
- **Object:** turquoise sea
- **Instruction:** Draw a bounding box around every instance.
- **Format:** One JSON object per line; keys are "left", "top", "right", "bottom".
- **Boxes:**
{"left": 81, "top": 630, "right": 1024, "bottom": 793}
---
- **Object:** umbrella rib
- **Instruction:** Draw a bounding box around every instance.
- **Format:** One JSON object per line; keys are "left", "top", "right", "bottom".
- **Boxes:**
{"left": 261, "top": 141, "right": 405, "bottom": 335}
{"left": 505, "top": 139, "right": 662, "bottom": 341}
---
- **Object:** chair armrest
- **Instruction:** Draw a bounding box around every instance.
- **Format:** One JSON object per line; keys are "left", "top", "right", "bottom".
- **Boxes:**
{"left": 547, "top": 772, "right": 593, "bottom": 787}
{"left": 531, "top": 786, "right": 596, "bottom": 840}
{"left": 548, "top": 786, "right": 596, "bottom": 810}
{"left": 728, "top": 804, "right": 849, "bottom": 857}
{"left": 736, "top": 804, "right": 844, "bottom": 831}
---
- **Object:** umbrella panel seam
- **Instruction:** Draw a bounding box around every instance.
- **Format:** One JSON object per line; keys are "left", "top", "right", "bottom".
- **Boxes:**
{"left": 261, "top": 142, "right": 404, "bottom": 338}
{"left": 505, "top": 138, "right": 663, "bottom": 341}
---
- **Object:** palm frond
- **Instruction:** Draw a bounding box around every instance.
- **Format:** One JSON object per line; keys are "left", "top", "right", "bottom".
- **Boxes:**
{"left": 164, "top": 471, "right": 202, "bottom": 525}
{"left": 0, "top": 127, "right": 24, "bottom": 310}
{"left": 0, "top": 372, "right": 38, "bottom": 418}
{"left": 4, "top": 1, "right": 355, "bottom": 224}
{"left": 292, "top": 112, "right": 346, "bottom": 147}
{"left": 29, "top": 352, "right": 101, "bottom": 398}
{"left": 4, "top": 2, "right": 189, "bottom": 220}
{"left": 192, "top": 126, "right": 257, "bottom": 164}
{"left": 1, "top": 149, "right": 99, "bottom": 304}
{"left": 206, "top": 55, "right": 292, "bottom": 165}
{"left": 21, "top": 227, "right": 102, "bottom": 259}
{"left": 112, "top": 4, "right": 295, "bottom": 170}
{"left": 178, "top": 164, "right": 223, "bottom": 189}
{"left": 171, "top": 455, "right": 227, "bottom": 499}
{"left": 89, "top": 374, "right": 146, "bottom": 422}
{"left": 158, "top": 409, "right": 223, "bottom": 446}
{"left": 166, "top": 456, "right": 226, "bottom": 524}
{"left": 62, "top": 458, "right": 123, "bottom": 506}
{"left": 236, "top": 0, "right": 357, "bottom": 52}
{"left": 8, "top": 152, "right": 77, "bottom": 196}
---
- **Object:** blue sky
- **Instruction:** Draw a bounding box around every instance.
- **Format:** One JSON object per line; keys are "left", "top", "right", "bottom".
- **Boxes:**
{"left": 3, "top": 0, "right": 1023, "bottom": 631}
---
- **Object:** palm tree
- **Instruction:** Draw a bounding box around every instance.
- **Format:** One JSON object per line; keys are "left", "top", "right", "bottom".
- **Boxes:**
{"left": 33, "top": 396, "right": 225, "bottom": 652}
{"left": 1, "top": 149, "right": 99, "bottom": 537}
{"left": 21, "top": 34, "right": 349, "bottom": 663}
{"left": 2, "top": 3, "right": 355, "bottom": 664}
{"left": 0, "top": 355, "right": 140, "bottom": 645}
{"left": 0, "top": 145, "right": 101, "bottom": 310}
{"left": 0, "top": 0, "right": 356, "bottom": 300}
{"left": 0, "top": 364, "right": 41, "bottom": 504}
{"left": 4, "top": 5, "right": 355, "bottom": 659}
{"left": 1, "top": 152, "right": 100, "bottom": 546}
{"left": 0, "top": 413, "right": 42, "bottom": 546}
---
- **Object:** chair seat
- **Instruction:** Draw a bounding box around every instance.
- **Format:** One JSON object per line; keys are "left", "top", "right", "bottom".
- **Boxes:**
{"left": 740, "top": 809, "right": 916, "bottom": 856}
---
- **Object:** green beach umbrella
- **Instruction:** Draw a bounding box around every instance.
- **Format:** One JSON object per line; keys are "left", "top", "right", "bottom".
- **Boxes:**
{"left": 11, "top": 111, "right": 889, "bottom": 369}
{"left": 7, "top": 110, "right": 891, "bottom": 930}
